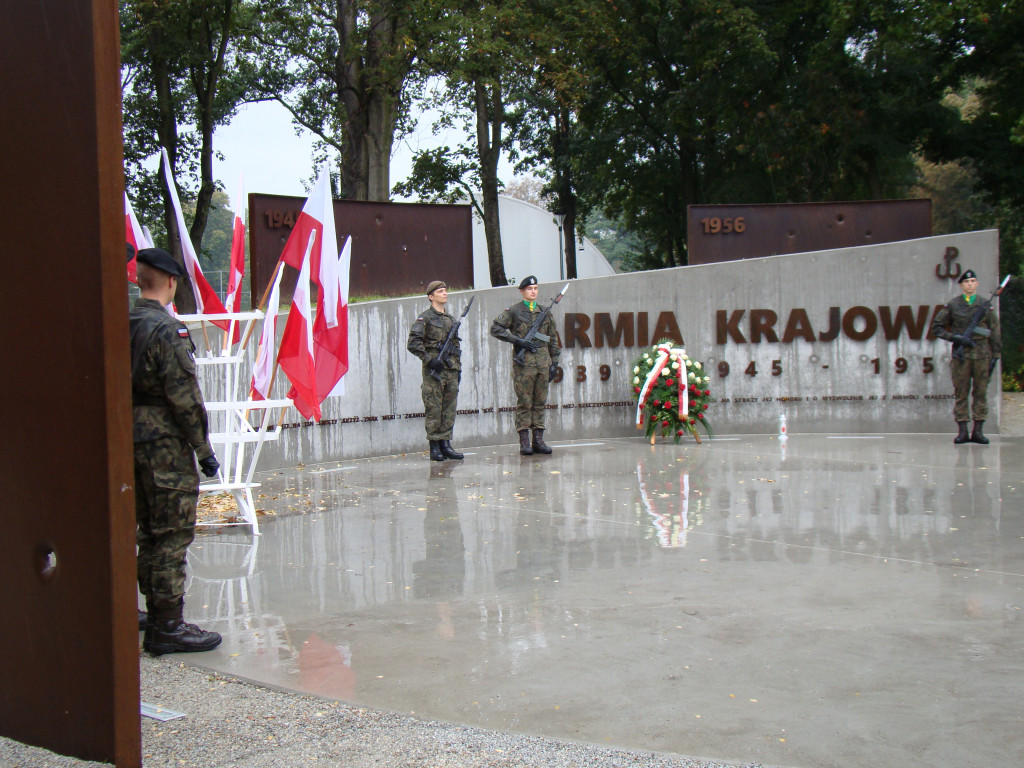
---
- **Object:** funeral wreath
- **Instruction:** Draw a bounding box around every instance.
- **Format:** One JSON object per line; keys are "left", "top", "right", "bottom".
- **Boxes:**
{"left": 631, "top": 342, "right": 712, "bottom": 443}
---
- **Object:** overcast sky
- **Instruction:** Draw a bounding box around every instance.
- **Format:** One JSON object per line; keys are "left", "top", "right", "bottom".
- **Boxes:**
{"left": 211, "top": 100, "right": 512, "bottom": 207}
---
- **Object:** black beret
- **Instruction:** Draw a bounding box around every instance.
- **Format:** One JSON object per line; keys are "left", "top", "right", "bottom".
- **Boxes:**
{"left": 136, "top": 247, "right": 185, "bottom": 277}
{"left": 958, "top": 269, "right": 977, "bottom": 283}
{"left": 518, "top": 275, "right": 538, "bottom": 290}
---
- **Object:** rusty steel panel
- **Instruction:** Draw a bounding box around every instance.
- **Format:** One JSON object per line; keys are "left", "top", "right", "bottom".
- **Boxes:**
{"left": 249, "top": 194, "right": 474, "bottom": 306}
{"left": 687, "top": 200, "right": 932, "bottom": 265}
{"left": 0, "top": 1, "right": 141, "bottom": 766}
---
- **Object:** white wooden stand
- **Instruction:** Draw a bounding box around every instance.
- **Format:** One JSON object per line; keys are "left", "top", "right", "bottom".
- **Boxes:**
{"left": 180, "top": 312, "right": 291, "bottom": 535}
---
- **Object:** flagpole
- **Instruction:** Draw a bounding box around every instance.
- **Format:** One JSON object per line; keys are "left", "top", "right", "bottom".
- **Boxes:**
{"left": 222, "top": 318, "right": 236, "bottom": 354}
{"left": 241, "top": 260, "right": 286, "bottom": 351}
{"left": 244, "top": 359, "right": 281, "bottom": 425}
{"left": 200, "top": 320, "right": 212, "bottom": 356}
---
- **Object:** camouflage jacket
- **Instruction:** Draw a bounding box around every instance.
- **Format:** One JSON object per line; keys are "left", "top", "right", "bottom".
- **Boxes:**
{"left": 129, "top": 298, "right": 214, "bottom": 459}
{"left": 490, "top": 300, "right": 561, "bottom": 367}
{"left": 407, "top": 305, "right": 462, "bottom": 370}
{"left": 930, "top": 294, "right": 1001, "bottom": 359}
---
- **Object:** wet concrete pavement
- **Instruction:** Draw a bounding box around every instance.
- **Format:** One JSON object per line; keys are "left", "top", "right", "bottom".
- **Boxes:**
{"left": 181, "top": 433, "right": 1024, "bottom": 768}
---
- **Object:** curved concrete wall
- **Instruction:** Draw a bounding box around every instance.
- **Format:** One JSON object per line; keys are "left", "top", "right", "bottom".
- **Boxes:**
{"left": 198, "top": 230, "right": 999, "bottom": 467}
{"left": 469, "top": 195, "right": 616, "bottom": 287}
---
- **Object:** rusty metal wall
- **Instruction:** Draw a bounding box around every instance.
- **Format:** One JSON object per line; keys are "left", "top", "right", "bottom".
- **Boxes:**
{"left": 249, "top": 194, "right": 474, "bottom": 306}
{"left": 0, "top": 1, "right": 140, "bottom": 766}
{"left": 687, "top": 200, "right": 932, "bottom": 264}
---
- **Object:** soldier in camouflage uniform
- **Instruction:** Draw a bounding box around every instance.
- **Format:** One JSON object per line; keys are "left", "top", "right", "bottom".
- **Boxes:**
{"left": 131, "top": 248, "right": 222, "bottom": 654}
{"left": 407, "top": 280, "right": 464, "bottom": 461}
{"left": 930, "top": 269, "right": 1001, "bottom": 444}
{"left": 490, "top": 276, "right": 562, "bottom": 455}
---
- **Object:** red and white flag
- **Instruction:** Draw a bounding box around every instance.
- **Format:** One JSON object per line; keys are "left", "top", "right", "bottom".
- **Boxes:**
{"left": 222, "top": 176, "right": 246, "bottom": 344}
{"left": 278, "top": 169, "right": 349, "bottom": 416}
{"left": 125, "top": 192, "right": 151, "bottom": 284}
{"left": 277, "top": 169, "right": 340, "bottom": 328}
{"left": 277, "top": 231, "right": 320, "bottom": 421}
{"left": 251, "top": 264, "right": 284, "bottom": 400}
{"left": 160, "top": 148, "right": 229, "bottom": 327}
{"left": 321, "top": 235, "right": 351, "bottom": 398}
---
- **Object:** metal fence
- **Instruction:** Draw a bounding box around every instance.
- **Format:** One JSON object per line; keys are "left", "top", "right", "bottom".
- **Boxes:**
{"left": 127, "top": 270, "right": 241, "bottom": 305}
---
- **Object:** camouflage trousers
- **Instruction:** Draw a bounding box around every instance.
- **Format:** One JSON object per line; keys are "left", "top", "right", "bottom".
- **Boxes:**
{"left": 513, "top": 364, "right": 549, "bottom": 431}
{"left": 951, "top": 352, "right": 992, "bottom": 422}
{"left": 135, "top": 436, "right": 199, "bottom": 616}
{"left": 421, "top": 365, "right": 460, "bottom": 440}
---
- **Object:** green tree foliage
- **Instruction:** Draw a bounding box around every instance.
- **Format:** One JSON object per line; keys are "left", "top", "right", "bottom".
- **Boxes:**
{"left": 583, "top": 212, "right": 643, "bottom": 273}
{"left": 562, "top": 0, "right": 776, "bottom": 268}
{"left": 250, "top": 0, "right": 444, "bottom": 201}
{"left": 395, "top": 1, "right": 549, "bottom": 286}
{"left": 121, "top": 0, "right": 260, "bottom": 310}
{"left": 560, "top": 0, "right": 963, "bottom": 269}
{"left": 949, "top": 1, "right": 1024, "bottom": 209}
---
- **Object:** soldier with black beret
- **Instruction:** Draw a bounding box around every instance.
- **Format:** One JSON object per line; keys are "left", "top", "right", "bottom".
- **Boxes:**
{"left": 131, "top": 248, "right": 222, "bottom": 653}
{"left": 930, "top": 268, "right": 1001, "bottom": 444}
{"left": 407, "top": 280, "right": 464, "bottom": 461}
{"left": 490, "top": 276, "right": 562, "bottom": 455}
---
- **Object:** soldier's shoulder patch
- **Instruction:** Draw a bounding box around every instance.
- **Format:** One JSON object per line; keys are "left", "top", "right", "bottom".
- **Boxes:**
{"left": 416, "top": 316, "right": 425, "bottom": 322}
{"left": 178, "top": 328, "right": 190, "bottom": 339}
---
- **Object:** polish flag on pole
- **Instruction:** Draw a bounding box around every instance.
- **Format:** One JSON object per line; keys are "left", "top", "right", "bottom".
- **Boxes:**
{"left": 289, "top": 237, "right": 350, "bottom": 413}
{"left": 317, "top": 236, "right": 350, "bottom": 399}
{"left": 251, "top": 264, "right": 284, "bottom": 400}
{"left": 125, "top": 192, "right": 151, "bottom": 284}
{"left": 277, "top": 169, "right": 349, "bottom": 416}
{"left": 277, "top": 169, "right": 339, "bottom": 328}
{"left": 222, "top": 176, "right": 246, "bottom": 344}
{"left": 160, "top": 148, "right": 229, "bottom": 327}
{"left": 277, "top": 231, "right": 320, "bottom": 421}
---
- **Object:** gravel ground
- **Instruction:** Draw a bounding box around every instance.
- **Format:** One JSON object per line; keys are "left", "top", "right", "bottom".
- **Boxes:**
{"left": 10, "top": 399, "right": 1023, "bottom": 768}
{"left": 2, "top": 655, "right": 769, "bottom": 768}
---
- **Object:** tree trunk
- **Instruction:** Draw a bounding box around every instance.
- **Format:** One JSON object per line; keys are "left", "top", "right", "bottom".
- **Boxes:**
{"left": 188, "top": 1, "right": 233, "bottom": 257}
{"left": 365, "top": 90, "right": 396, "bottom": 201}
{"left": 553, "top": 105, "right": 578, "bottom": 280}
{"left": 336, "top": 0, "right": 366, "bottom": 199}
{"left": 335, "top": 0, "right": 405, "bottom": 201}
{"left": 150, "top": 30, "right": 197, "bottom": 313}
{"left": 476, "top": 79, "right": 508, "bottom": 287}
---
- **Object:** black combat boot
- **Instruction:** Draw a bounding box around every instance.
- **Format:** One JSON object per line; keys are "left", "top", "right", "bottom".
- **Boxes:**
{"left": 138, "top": 609, "right": 148, "bottom": 631}
{"left": 144, "top": 607, "right": 221, "bottom": 656}
{"left": 519, "top": 430, "right": 533, "bottom": 456}
{"left": 971, "top": 420, "right": 989, "bottom": 444}
{"left": 954, "top": 422, "right": 970, "bottom": 444}
{"left": 429, "top": 440, "right": 445, "bottom": 461}
{"left": 439, "top": 440, "right": 464, "bottom": 460}
{"left": 532, "top": 428, "right": 552, "bottom": 454}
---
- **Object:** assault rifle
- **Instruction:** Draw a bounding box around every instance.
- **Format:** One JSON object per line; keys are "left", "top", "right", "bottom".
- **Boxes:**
{"left": 513, "top": 283, "right": 570, "bottom": 366}
{"left": 951, "top": 274, "right": 1010, "bottom": 364}
{"left": 430, "top": 296, "right": 474, "bottom": 381}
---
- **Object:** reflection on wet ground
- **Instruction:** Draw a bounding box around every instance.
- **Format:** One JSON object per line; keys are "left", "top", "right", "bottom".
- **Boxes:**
{"left": 183, "top": 435, "right": 1024, "bottom": 768}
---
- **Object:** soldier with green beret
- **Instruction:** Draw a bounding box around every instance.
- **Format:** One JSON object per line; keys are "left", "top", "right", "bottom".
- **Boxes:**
{"left": 930, "top": 269, "right": 1001, "bottom": 444}
{"left": 131, "top": 248, "right": 222, "bottom": 654}
{"left": 490, "top": 276, "right": 562, "bottom": 455}
{"left": 407, "top": 280, "right": 464, "bottom": 461}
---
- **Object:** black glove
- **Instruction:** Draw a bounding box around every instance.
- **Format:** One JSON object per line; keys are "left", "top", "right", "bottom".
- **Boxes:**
{"left": 427, "top": 358, "right": 445, "bottom": 373}
{"left": 950, "top": 334, "right": 975, "bottom": 347}
{"left": 513, "top": 337, "right": 538, "bottom": 353}
{"left": 199, "top": 455, "right": 220, "bottom": 478}
{"left": 548, "top": 364, "right": 559, "bottom": 382}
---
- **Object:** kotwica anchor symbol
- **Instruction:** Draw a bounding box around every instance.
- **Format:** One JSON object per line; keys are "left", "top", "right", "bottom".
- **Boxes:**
{"left": 936, "top": 247, "right": 961, "bottom": 280}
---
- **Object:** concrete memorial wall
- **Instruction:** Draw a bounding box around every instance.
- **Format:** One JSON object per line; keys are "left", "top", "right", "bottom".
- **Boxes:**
{"left": 201, "top": 230, "right": 999, "bottom": 468}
